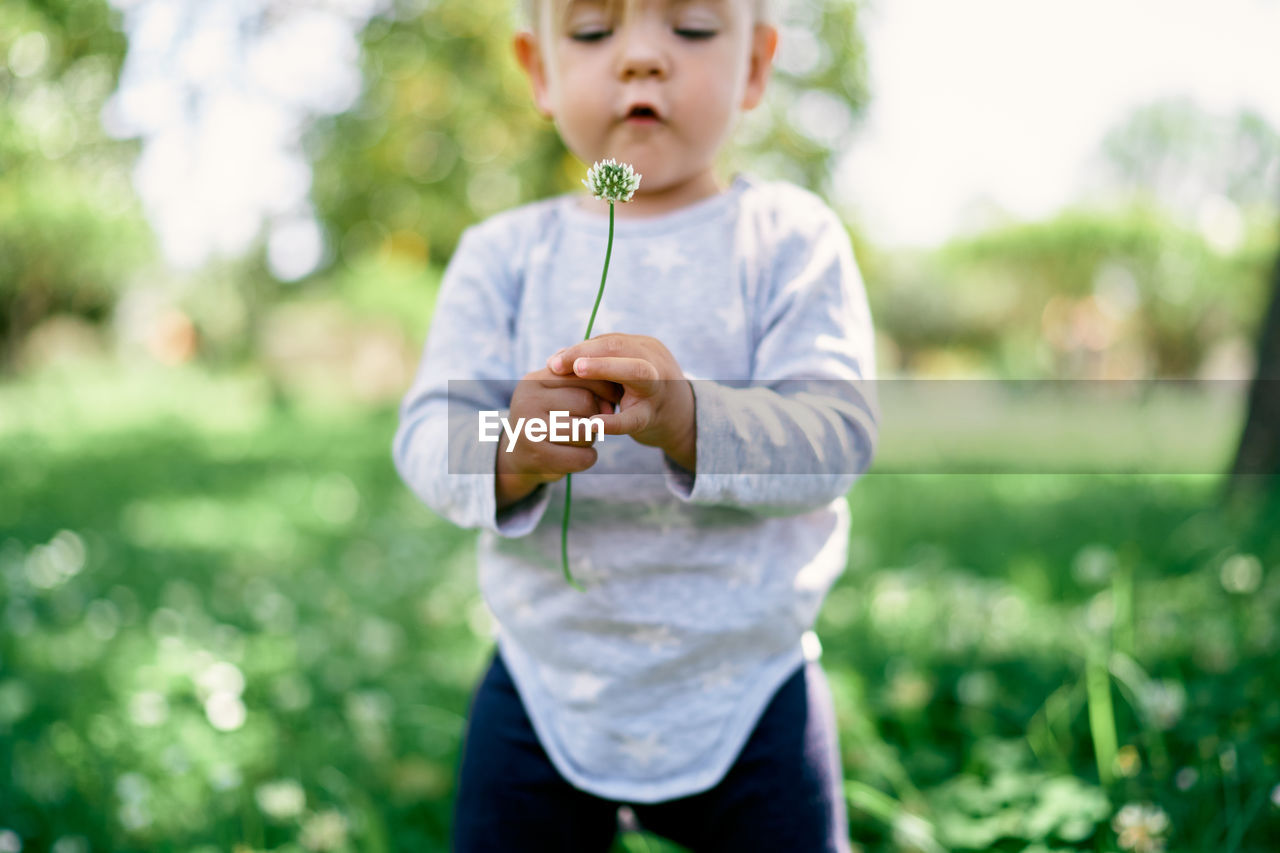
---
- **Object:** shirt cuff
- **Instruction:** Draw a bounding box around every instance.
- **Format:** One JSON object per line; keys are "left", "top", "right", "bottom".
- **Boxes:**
{"left": 661, "top": 380, "right": 734, "bottom": 503}
{"left": 492, "top": 481, "right": 551, "bottom": 537}
{"left": 451, "top": 403, "right": 550, "bottom": 537}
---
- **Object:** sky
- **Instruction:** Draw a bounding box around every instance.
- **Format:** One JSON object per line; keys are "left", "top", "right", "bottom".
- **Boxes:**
{"left": 836, "top": 0, "right": 1280, "bottom": 246}
{"left": 105, "top": 0, "right": 1280, "bottom": 270}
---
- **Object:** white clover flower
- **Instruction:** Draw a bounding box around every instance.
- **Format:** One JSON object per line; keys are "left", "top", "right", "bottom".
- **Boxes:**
{"left": 1140, "top": 680, "right": 1187, "bottom": 730}
{"left": 560, "top": 157, "right": 642, "bottom": 591}
{"left": 255, "top": 779, "right": 306, "bottom": 821}
{"left": 300, "top": 810, "right": 349, "bottom": 851}
{"left": 1112, "top": 802, "right": 1170, "bottom": 853}
{"left": 582, "top": 158, "right": 641, "bottom": 203}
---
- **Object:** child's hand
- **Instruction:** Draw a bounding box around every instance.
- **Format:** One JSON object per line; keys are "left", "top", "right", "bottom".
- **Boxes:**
{"left": 546, "top": 333, "right": 697, "bottom": 470}
{"left": 495, "top": 368, "right": 623, "bottom": 509}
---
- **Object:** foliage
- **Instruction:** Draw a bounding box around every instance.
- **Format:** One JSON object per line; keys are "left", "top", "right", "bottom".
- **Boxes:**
{"left": 2, "top": 367, "right": 1279, "bottom": 851}
{"left": 862, "top": 204, "right": 1277, "bottom": 377}
{"left": 858, "top": 100, "right": 1280, "bottom": 379}
{"left": 1096, "top": 97, "right": 1280, "bottom": 215}
{"left": 0, "top": 0, "right": 153, "bottom": 367}
{"left": 925, "top": 739, "right": 1111, "bottom": 850}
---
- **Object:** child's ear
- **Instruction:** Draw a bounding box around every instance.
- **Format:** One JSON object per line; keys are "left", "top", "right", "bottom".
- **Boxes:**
{"left": 513, "top": 32, "right": 555, "bottom": 119}
{"left": 740, "top": 23, "right": 778, "bottom": 111}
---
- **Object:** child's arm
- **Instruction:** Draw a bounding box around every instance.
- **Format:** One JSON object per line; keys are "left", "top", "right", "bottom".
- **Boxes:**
{"left": 547, "top": 205, "right": 878, "bottom": 516}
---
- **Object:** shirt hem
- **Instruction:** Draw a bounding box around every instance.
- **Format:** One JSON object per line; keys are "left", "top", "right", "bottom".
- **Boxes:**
{"left": 495, "top": 633, "right": 807, "bottom": 804}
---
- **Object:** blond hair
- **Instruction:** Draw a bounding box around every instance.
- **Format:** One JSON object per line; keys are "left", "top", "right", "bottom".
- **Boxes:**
{"left": 519, "top": 0, "right": 773, "bottom": 33}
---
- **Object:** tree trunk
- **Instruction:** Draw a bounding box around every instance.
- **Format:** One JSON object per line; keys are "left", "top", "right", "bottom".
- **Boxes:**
{"left": 1228, "top": 233, "right": 1280, "bottom": 495}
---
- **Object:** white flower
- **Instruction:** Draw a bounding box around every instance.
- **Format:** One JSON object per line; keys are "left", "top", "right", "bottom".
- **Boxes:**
{"left": 255, "top": 779, "right": 306, "bottom": 821}
{"left": 1112, "top": 802, "right": 1170, "bottom": 852}
{"left": 1140, "top": 680, "right": 1186, "bottom": 730}
{"left": 301, "top": 810, "right": 349, "bottom": 851}
{"left": 583, "top": 159, "right": 642, "bottom": 203}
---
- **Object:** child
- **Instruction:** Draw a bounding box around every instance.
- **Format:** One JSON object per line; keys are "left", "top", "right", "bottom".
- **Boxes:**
{"left": 393, "top": 0, "right": 878, "bottom": 849}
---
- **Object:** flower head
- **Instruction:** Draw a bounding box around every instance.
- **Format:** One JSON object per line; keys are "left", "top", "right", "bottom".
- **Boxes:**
{"left": 301, "top": 809, "right": 349, "bottom": 851}
{"left": 255, "top": 779, "right": 305, "bottom": 821}
{"left": 583, "top": 159, "right": 642, "bottom": 203}
{"left": 1112, "top": 802, "right": 1170, "bottom": 853}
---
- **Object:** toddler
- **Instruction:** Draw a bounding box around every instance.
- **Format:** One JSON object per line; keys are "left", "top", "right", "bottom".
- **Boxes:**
{"left": 393, "top": 0, "right": 878, "bottom": 849}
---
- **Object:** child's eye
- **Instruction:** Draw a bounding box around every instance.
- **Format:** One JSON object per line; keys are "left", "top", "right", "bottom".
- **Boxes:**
{"left": 569, "top": 27, "right": 716, "bottom": 42}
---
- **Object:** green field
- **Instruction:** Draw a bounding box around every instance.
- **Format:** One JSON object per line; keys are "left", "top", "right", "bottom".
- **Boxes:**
{"left": 2, "top": 366, "right": 1277, "bottom": 852}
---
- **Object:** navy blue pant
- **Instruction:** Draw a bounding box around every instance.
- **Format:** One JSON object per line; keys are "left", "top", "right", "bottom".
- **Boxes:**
{"left": 452, "top": 648, "right": 851, "bottom": 852}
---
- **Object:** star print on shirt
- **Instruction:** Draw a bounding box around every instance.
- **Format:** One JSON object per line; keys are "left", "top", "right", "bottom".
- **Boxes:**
{"left": 460, "top": 337, "right": 503, "bottom": 369}
{"left": 727, "top": 562, "right": 765, "bottom": 590}
{"left": 572, "top": 554, "right": 607, "bottom": 586}
{"left": 630, "top": 624, "right": 680, "bottom": 653}
{"left": 618, "top": 731, "right": 667, "bottom": 767}
{"left": 528, "top": 242, "right": 552, "bottom": 269}
{"left": 511, "top": 599, "right": 536, "bottom": 624}
{"left": 711, "top": 298, "right": 745, "bottom": 334}
{"left": 639, "top": 240, "right": 691, "bottom": 277}
{"left": 699, "top": 661, "right": 740, "bottom": 692}
{"left": 504, "top": 578, "right": 543, "bottom": 623}
{"left": 584, "top": 304, "right": 623, "bottom": 335}
{"left": 567, "top": 671, "right": 608, "bottom": 703}
{"left": 639, "top": 499, "right": 692, "bottom": 535}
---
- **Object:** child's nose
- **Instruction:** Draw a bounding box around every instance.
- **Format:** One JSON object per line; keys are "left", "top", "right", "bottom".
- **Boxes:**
{"left": 615, "top": 24, "right": 669, "bottom": 79}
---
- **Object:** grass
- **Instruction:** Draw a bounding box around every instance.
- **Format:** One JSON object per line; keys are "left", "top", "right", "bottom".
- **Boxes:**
{"left": 1, "top": 364, "right": 1277, "bottom": 851}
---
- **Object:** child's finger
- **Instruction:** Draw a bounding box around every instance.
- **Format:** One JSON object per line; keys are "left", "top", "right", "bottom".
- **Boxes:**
{"left": 524, "top": 441, "right": 597, "bottom": 476}
{"left": 537, "top": 376, "right": 624, "bottom": 404}
{"left": 547, "top": 390, "right": 611, "bottom": 446}
{"left": 545, "top": 348, "right": 572, "bottom": 374}
{"left": 572, "top": 357, "right": 659, "bottom": 394}
{"left": 591, "top": 404, "right": 651, "bottom": 436}
{"left": 546, "top": 335, "right": 632, "bottom": 374}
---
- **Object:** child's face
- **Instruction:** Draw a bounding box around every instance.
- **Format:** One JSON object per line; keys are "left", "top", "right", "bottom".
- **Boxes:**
{"left": 514, "top": 0, "right": 777, "bottom": 209}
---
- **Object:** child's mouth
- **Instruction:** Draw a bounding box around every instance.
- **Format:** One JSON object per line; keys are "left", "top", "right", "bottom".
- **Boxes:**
{"left": 625, "top": 106, "right": 662, "bottom": 125}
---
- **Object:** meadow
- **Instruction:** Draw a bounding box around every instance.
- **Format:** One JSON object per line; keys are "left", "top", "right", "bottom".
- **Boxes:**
{"left": 1, "top": 365, "right": 1277, "bottom": 852}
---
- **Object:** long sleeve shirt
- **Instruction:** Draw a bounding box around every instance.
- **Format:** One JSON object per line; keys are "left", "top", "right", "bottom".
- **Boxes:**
{"left": 393, "top": 172, "right": 878, "bottom": 802}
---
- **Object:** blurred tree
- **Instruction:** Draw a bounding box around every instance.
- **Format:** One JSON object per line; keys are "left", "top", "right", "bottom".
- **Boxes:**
{"left": 1097, "top": 99, "right": 1280, "bottom": 486}
{"left": 305, "top": 0, "right": 869, "bottom": 274}
{"left": 897, "top": 207, "right": 1273, "bottom": 377}
{"left": 0, "top": 0, "right": 153, "bottom": 369}
{"left": 1230, "top": 233, "right": 1280, "bottom": 490}
{"left": 1097, "top": 97, "right": 1280, "bottom": 217}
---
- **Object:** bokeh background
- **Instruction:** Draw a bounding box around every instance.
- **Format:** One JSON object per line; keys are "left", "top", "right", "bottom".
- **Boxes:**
{"left": 2, "top": 0, "right": 1279, "bottom": 851}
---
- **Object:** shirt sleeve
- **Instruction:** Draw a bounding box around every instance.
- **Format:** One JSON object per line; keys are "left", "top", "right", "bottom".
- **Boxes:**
{"left": 662, "top": 201, "right": 879, "bottom": 515}
{"left": 392, "top": 223, "right": 551, "bottom": 537}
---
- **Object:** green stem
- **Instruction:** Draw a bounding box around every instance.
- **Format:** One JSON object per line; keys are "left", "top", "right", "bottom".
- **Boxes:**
{"left": 560, "top": 473, "right": 584, "bottom": 592}
{"left": 586, "top": 202, "right": 615, "bottom": 338}
{"left": 562, "top": 202, "right": 615, "bottom": 591}
{"left": 1086, "top": 641, "right": 1117, "bottom": 786}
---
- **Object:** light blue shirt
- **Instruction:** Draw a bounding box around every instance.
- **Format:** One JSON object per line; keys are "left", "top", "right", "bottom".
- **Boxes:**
{"left": 394, "top": 172, "right": 878, "bottom": 802}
